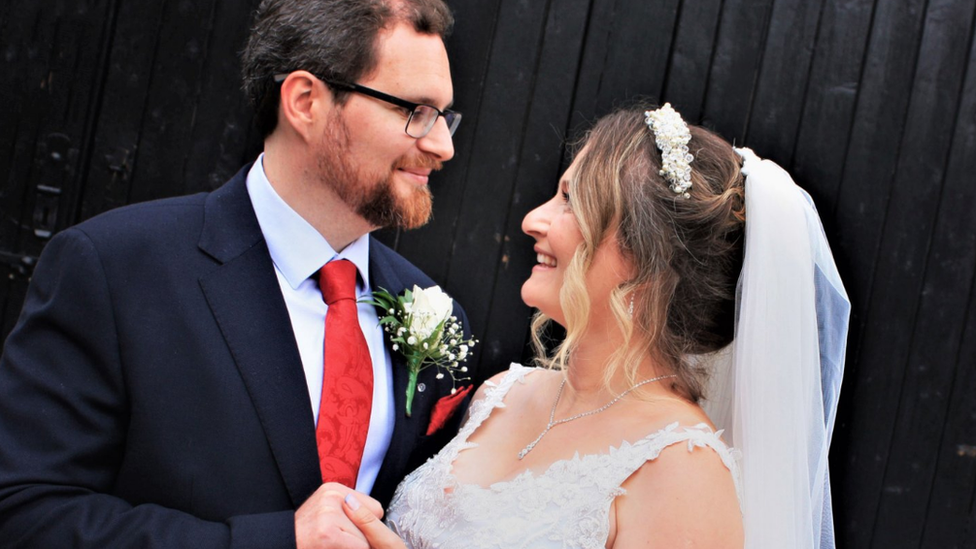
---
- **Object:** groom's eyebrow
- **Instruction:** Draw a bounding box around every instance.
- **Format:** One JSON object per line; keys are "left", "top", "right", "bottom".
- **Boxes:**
{"left": 407, "top": 94, "right": 454, "bottom": 110}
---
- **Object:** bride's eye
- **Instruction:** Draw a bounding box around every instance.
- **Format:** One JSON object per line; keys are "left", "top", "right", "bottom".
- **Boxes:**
{"left": 561, "top": 190, "right": 571, "bottom": 205}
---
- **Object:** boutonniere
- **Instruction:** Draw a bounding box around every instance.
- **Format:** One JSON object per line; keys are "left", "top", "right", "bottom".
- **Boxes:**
{"left": 362, "top": 285, "right": 477, "bottom": 417}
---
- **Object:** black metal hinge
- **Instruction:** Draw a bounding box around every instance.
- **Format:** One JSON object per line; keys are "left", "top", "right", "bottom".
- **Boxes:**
{"left": 0, "top": 251, "right": 37, "bottom": 280}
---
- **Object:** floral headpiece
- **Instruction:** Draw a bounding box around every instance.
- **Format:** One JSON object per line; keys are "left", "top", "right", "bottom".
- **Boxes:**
{"left": 644, "top": 103, "right": 694, "bottom": 198}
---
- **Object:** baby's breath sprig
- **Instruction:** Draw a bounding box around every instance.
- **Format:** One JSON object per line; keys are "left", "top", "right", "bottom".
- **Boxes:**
{"left": 362, "top": 285, "right": 478, "bottom": 416}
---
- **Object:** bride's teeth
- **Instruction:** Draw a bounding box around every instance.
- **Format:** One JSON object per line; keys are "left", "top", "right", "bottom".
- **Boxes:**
{"left": 536, "top": 253, "right": 556, "bottom": 267}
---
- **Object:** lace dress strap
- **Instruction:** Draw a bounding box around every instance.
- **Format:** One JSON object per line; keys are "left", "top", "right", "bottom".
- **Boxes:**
{"left": 457, "top": 363, "right": 536, "bottom": 438}
{"left": 622, "top": 423, "right": 743, "bottom": 504}
{"left": 437, "top": 363, "right": 538, "bottom": 465}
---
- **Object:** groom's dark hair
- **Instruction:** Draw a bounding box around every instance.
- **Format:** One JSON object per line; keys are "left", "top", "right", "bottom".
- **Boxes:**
{"left": 242, "top": 0, "right": 454, "bottom": 138}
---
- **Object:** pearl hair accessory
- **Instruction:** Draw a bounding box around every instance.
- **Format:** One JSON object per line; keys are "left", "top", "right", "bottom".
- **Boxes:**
{"left": 644, "top": 103, "right": 694, "bottom": 198}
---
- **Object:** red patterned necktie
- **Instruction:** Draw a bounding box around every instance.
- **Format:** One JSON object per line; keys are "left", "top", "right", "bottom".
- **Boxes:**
{"left": 315, "top": 259, "right": 373, "bottom": 487}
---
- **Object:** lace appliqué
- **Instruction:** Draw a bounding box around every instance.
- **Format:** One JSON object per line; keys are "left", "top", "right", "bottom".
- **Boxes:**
{"left": 386, "top": 363, "right": 741, "bottom": 549}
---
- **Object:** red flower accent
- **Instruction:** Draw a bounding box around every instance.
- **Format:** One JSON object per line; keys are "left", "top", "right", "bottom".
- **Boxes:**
{"left": 426, "top": 385, "right": 473, "bottom": 436}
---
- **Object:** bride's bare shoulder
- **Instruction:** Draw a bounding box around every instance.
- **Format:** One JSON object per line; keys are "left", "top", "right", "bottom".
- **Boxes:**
{"left": 611, "top": 410, "right": 742, "bottom": 548}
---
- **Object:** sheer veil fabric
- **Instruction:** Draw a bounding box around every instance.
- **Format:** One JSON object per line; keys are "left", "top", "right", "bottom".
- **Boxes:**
{"left": 701, "top": 148, "right": 849, "bottom": 549}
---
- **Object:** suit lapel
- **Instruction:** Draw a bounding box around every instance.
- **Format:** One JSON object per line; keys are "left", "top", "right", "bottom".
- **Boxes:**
{"left": 197, "top": 169, "right": 321, "bottom": 507}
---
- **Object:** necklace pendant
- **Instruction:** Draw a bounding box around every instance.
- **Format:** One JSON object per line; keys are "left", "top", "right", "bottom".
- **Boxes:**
{"left": 516, "top": 374, "right": 678, "bottom": 460}
{"left": 518, "top": 437, "right": 538, "bottom": 460}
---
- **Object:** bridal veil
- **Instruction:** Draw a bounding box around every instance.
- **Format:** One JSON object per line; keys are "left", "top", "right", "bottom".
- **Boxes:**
{"left": 702, "top": 147, "right": 850, "bottom": 549}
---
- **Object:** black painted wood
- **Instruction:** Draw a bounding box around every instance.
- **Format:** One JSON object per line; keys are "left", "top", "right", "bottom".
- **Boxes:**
{"left": 569, "top": 0, "right": 680, "bottom": 133}
{"left": 743, "top": 0, "right": 825, "bottom": 165}
{"left": 662, "top": 0, "right": 723, "bottom": 122}
{"left": 380, "top": 0, "right": 504, "bottom": 288}
{"left": 867, "top": 2, "right": 976, "bottom": 545}
{"left": 918, "top": 19, "right": 976, "bottom": 546}
{"left": 790, "top": 0, "right": 875, "bottom": 212}
{"left": 2, "top": 0, "right": 976, "bottom": 545}
{"left": 479, "top": 0, "right": 592, "bottom": 370}
{"left": 832, "top": 0, "right": 957, "bottom": 545}
{"left": 0, "top": 0, "right": 117, "bottom": 332}
{"left": 701, "top": 0, "right": 775, "bottom": 143}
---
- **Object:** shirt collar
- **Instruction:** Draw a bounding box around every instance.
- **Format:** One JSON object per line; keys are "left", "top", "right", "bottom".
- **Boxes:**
{"left": 245, "top": 154, "right": 371, "bottom": 291}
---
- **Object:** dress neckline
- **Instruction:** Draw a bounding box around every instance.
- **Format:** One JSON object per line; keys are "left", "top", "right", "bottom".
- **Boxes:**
{"left": 442, "top": 363, "right": 732, "bottom": 492}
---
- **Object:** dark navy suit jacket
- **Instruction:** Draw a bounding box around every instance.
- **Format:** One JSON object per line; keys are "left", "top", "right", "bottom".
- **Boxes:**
{"left": 0, "top": 166, "right": 474, "bottom": 548}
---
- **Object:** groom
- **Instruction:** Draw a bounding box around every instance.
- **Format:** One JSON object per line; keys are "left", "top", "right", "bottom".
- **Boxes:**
{"left": 0, "top": 0, "right": 475, "bottom": 547}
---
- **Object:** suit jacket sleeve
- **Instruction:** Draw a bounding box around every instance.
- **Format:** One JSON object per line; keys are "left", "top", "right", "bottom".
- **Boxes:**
{"left": 0, "top": 229, "right": 295, "bottom": 549}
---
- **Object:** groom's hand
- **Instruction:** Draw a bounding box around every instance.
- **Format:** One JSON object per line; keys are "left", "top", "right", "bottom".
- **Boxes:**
{"left": 342, "top": 494, "right": 406, "bottom": 549}
{"left": 296, "top": 482, "right": 384, "bottom": 549}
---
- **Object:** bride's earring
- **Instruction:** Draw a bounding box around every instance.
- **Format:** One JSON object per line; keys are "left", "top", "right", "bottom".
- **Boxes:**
{"left": 628, "top": 293, "right": 635, "bottom": 317}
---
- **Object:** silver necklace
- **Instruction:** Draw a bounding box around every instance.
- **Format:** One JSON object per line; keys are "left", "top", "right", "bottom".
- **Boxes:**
{"left": 517, "top": 373, "right": 678, "bottom": 459}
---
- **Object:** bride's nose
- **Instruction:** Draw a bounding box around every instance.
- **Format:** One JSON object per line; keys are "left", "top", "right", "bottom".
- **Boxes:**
{"left": 522, "top": 201, "right": 550, "bottom": 238}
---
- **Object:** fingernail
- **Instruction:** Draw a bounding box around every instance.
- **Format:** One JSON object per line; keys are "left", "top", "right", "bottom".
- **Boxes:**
{"left": 344, "top": 493, "right": 361, "bottom": 511}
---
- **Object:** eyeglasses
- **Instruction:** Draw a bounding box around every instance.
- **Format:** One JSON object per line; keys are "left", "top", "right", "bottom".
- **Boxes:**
{"left": 274, "top": 73, "right": 461, "bottom": 138}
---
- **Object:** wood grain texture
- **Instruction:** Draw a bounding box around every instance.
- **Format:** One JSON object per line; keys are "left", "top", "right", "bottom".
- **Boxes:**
{"left": 380, "top": 0, "right": 505, "bottom": 286}
{"left": 918, "top": 16, "right": 976, "bottom": 545}
{"left": 0, "top": 0, "right": 117, "bottom": 334}
{"left": 867, "top": 2, "right": 976, "bottom": 545}
{"left": 743, "top": 0, "right": 825, "bottom": 165}
{"left": 701, "top": 0, "right": 775, "bottom": 142}
{"left": 569, "top": 0, "right": 681, "bottom": 133}
{"left": 478, "top": 0, "right": 591, "bottom": 371}
{"left": 662, "top": 0, "right": 723, "bottom": 122}
{"left": 835, "top": 1, "right": 973, "bottom": 545}
{"left": 1, "top": 0, "right": 975, "bottom": 544}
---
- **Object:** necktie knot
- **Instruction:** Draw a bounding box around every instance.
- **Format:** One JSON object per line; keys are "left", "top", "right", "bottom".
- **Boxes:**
{"left": 319, "top": 259, "right": 357, "bottom": 305}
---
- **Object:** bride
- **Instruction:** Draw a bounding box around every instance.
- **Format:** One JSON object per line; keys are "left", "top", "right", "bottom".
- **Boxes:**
{"left": 341, "top": 103, "right": 848, "bottom": 548}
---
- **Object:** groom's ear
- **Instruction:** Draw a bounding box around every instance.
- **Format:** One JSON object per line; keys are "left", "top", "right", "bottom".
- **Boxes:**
{"left": 277, "top": 70, "right": 330, "bottom": 144}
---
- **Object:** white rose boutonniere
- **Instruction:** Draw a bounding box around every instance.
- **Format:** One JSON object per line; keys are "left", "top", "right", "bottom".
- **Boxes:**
{"left": 362, "top": 285, "right": 478, "bottom": 416}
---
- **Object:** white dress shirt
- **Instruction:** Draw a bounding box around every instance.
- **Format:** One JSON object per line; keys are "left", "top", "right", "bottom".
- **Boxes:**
{"left": 245, "top": 155, "right": 394, "bottom": 493}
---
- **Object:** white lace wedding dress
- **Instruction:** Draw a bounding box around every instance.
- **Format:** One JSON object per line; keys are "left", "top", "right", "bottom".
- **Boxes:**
{"left": 385, "top": 363, "right": 742, "bottom": 549}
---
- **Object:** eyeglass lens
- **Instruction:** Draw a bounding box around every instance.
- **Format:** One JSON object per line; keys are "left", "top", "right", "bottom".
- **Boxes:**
{"left": 406, "top": 106, "right": 461, "bottom": 138}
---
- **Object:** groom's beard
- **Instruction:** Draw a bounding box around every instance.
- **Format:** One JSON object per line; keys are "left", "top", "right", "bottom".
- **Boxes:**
{"left": 359, "top": 155, "right": 437, "bottom": 230}
{"left": 315, "top": 114, "right": 437, "bottom": 230}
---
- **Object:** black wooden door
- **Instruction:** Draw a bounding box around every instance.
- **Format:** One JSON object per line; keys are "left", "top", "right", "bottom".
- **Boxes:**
{"left": 2, "top": 0, "right": 975, "bottom": 546}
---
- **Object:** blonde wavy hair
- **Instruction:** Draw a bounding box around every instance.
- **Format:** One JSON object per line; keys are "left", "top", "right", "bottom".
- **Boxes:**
{"left": 529, "top": 105, "right": 746, "bottom": 402}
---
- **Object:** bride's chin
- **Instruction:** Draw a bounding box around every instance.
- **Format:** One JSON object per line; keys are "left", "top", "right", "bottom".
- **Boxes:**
{"left": 520, "top": 282, "right": 541, "bottom": 310}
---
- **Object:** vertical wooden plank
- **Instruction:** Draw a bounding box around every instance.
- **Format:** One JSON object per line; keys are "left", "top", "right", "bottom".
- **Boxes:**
{"left": 414, "top": 0, "right": 551, "bottom": 347}
{"left": 80, "top": 0, "right": 168, "bottom": 219}
{"left": 662, "top": 0, "right": 723, "bottom": 121}
{"left": 700, "top": 0, "right": 774, "bottom": 142}
{"left": 790, "top": 0, "right": 875, "bottom": 211}
{"left": 743, "top": 0, "right": 825, "bottom": 166}
{"left": 0, "top": 0, "right": 118, "bottom": 336}
{"left": 919, "top": 21, "right": 976, "bottom": 545}
{"left": 871, "top": 1, "right": 976, "bottom": 544}
{"left": 833, "top": 0, "right": 966, "bottom": 546}
{"left": 180, "top": 0, "right": 263, "bottom": 194}
{"left": 569, "top": 0, "right": 680, "bottom": 130}
{"left": 478, "top": 0, "right": 592, "bottom": 371}
{"left": 827, "top": 4, "right": 928, "bottom": 543}
{"left": 0, "top": 4, "right": 58, "bottom": 330}
{"left": 386, "top": 0, "right": 504, "bottom": 285}
{"left": 787, "top": 0, "right": 877, "bottom": 541}
{"left": 123, "top": 0, "right": 220, "bottom": 204}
